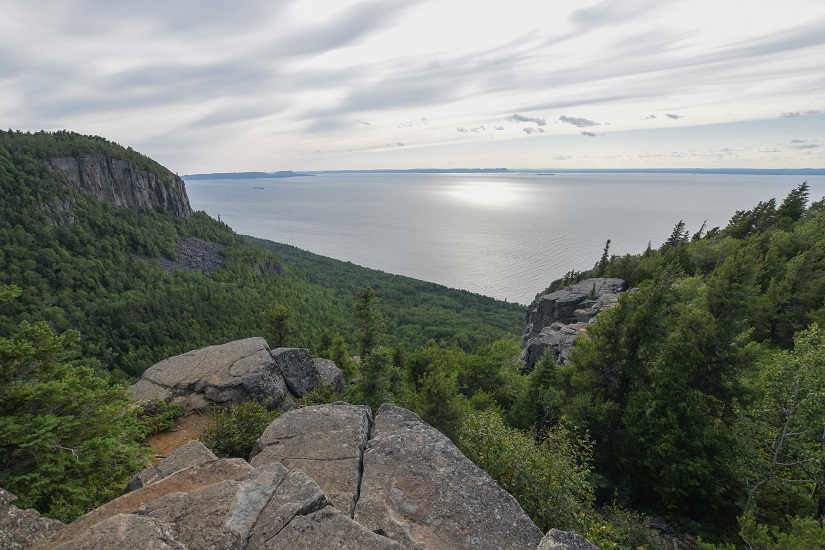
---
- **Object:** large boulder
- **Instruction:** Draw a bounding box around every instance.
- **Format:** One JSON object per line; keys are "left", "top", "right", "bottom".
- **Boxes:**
{"left": 250, "top": 403, "right": 372, "bottom": 516}
{"left": 271, "top": 348, "right": 321, "bottom": 397}
{"left": 538, "top": 529, "right": 600, "bottom": 550}
{"left": 129, "top": 337, "right": 289, "bottom": 410}
{"left": 354, "top": 404, "right": 544, "bottom": 549}
{"left": 128, "top": 339, "right": 346, "bottom": 412}
{"left": 521, "top": 278, "right": 625, "bottom": 370}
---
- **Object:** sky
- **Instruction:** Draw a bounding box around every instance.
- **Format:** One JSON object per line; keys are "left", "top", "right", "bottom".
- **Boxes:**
{"left": 2, "top": 0, "right": 824, "bottom": 173}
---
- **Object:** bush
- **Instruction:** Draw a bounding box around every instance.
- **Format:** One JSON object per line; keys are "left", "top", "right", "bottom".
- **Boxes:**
{"left": 199, "top": 401, "right": 280, "bottom": 459}
{"left": 137, "top": 399, "right": 185, "bottom": 436}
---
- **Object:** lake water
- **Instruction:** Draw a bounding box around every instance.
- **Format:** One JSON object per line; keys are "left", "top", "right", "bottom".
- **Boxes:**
{"left": 184, "top": 172, "right": 825, "bottom": 305}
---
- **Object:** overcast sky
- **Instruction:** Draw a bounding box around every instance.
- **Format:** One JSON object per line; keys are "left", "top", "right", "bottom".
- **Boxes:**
{"left": 2, "top": 0, "right": 824, "bottom": 172}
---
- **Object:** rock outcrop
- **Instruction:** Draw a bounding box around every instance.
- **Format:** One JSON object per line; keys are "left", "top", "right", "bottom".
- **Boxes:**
{"left": 521, "top": 278, "right": 625, "bottom": 371}
{"left": 27, "top": 403, "right": 553, "bottom": 550}
{"left": 128, "top": 338, "right": 343, "bottom": 412}
{"left": 47, "top": 156, "right": 192, "bottom": 220}
{"left": 355, "top": 404, "right": 545, "bottom": 549}
{"left": 0, "top": 489, "right": 64, "bottom": 550}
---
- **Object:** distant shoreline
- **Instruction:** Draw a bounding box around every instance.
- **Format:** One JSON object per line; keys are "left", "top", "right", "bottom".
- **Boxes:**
{"left": 185, "top": 167, "right": 824, "bottom": 179}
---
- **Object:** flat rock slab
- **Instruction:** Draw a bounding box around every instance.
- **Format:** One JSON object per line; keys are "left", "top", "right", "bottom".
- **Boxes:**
{"left": 263, "top": 507, "right": 403, "bottom": 550}
{"left": 41, "top": 458, "right": 253, "bottom": 549}
{"left": 355, "top": 404, "right": 543, "bottom": 550}
{"left": 250, "top": 403, "right": 372, "bottom": 516}
{"left": 129, "top": 337, "right": 290, "bottom": 410}
{"left": 135, "top": 462, "right": 288, "bottom": 549}
{"left": 48, "top": 513, "right": 185, "bottom": 550}
{"left": 127, "top": 440, "right": 218, "bottom": 492}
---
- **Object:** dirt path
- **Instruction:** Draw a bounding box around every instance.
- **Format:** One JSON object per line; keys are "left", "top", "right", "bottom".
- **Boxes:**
{"left": 146, "top": 411, "right": 212, "bottom": 464}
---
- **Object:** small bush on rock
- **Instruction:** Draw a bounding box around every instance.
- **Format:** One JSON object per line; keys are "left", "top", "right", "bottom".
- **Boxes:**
{"left": 200, "top": 401, "right": 280, "bottom": 459}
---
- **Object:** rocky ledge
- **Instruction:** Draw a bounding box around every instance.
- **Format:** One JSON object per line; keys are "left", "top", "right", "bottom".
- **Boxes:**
{"left": 521, "top": 278, "right": 626, "bottom": 371}
{"left": 7, "top": 403, "right": 596, "bottom": 550}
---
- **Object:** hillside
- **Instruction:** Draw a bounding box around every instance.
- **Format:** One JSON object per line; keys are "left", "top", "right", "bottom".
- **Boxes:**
{"left": 3, "top": 129, "right": 825, "bottom": 548}
{"left": 0, "top": 130, "right": 523, "bottom": 380}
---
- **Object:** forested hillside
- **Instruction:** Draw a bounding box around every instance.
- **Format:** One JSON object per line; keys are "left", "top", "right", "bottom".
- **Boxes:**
{"left": 2, "top": 130, "right": 824, "bottom": 548}
{"left": 0, "top": 130, "right": 523, "bottom": 380}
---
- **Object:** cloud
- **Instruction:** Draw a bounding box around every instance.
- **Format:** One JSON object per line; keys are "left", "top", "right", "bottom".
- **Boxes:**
{"left": 494, "top": 125, "right": 504, "bottom": 130}
{"left": 456, "top": 127, "right": 469, "bottom": 132}
{"left": 758, "top": 147, "right": 781, "bottom": 152}
{"left": 665, "top": 113, "right": 683, "bottom": 119}
{"left": 644, "top": 114, "right": 657, "bottom": 119}
{"left": 581, "top": 131, "right": 598, "bottom": 137}
{"left": 506, "top": 113, "right": 547, "bottom": 126}
{"left": 554, "top": 155, "right": 572, "bottom": 160}
{"left": 790, "top": 143, "right": 820, "bottom": 150}
{"left": 780, "top": 110, "right": 820, "bottom": 118}
{"left": 523, "top": 127, "right": 536, "bottom": 134}
{"left": 397, "top": 142, "right": 405, "bottom": 147}
{"left": 357, "top": 120, "right": 371, "bottom": 126}
{"left": 790, "top": 139, "right": 807, "bottom": 143}
{"left": 559, "top": 115, "right": 600, "bottom": 127}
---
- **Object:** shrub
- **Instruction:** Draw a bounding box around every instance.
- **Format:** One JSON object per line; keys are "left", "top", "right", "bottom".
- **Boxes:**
{"left": 199, "top": 401, "right": 280, "bottom": 459}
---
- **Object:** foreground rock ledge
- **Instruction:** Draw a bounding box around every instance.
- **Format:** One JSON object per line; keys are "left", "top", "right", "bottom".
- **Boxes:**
{"left": 16, "top": 403, "right": 600, "bottom": 549}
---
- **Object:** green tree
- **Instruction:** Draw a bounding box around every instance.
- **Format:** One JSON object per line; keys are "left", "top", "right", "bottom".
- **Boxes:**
{"left": 354, "top": 287, "right": 383, "bottom": 357}
{"left": 355, "top": 346, "right": 392, "bottom": 411}
{"left": 0, "top": 286, "right": 152, "bottom": 520}
{"left": 263, "top": 304, "right": 294, "bottom": 348}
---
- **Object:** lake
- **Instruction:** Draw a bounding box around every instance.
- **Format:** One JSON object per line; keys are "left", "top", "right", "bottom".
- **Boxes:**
{"left": 184, "top": 172, "right": 825, "bottom": 305}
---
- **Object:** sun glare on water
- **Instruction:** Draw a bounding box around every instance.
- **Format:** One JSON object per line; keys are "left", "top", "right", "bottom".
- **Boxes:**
{"left": 445, "top": 180, "right": 522, "bottom": 208}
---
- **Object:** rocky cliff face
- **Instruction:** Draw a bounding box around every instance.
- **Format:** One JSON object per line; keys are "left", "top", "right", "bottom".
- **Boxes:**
{"left": 15, "top": 403, "right": 591, "bottom": 550}
{"left": 521, "top": 278, "right": 626, "bottom": 371}
{"left": 47, "top": 156, "right": 192, "bottom": 220}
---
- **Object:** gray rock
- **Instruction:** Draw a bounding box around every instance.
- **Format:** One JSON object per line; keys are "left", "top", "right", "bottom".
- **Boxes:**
{"left": 127, "top": 440, "right": 218, "bottom": 492}
{"left": 354, "top": 404, "right": 543, "bottom": 550}
{"left": 48, "top": 514, "right": 185, "bottom": 550}
{"left": 538, "top": 528, "right": 600, "bottom": 550}
{"left": 250, "top": 403, "right": 372, "bottom": 516}
{"left": 47, "top": 156, "right": 192, "bottom": 220}
{"left": 245, "top": 469, "right": 330, "bottom": 549}
{"left": 313, "top": 358, "right": 346, "bottom": 393}
{"left": 521, "top": 278, "right": 625, "bottom": 371}
{"left": 41, "top": 458, "right": 253, "bottom": 549}
{"left": 135, "top": 462, "right": 288, "bottom": 549}
{"left": 0, "top": 488, "right": 64, "bottom": 550}
{"left": 128, "top": 337, "right": 290, "bottom": 411}
{"left": 271, "top": 348, "right": 321, "bottom": 397}
{"left": 262, "top": 507, "right": 403, "bottom": 549}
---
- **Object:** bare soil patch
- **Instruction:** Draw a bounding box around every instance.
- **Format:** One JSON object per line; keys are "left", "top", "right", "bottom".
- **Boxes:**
{"left": 146, "top": 411, "right": 212, "bottom": 464}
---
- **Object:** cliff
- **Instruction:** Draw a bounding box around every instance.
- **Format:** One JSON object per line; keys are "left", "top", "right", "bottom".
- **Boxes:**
{"left": 47, "top": 156, "right": 192, "bottom": 220}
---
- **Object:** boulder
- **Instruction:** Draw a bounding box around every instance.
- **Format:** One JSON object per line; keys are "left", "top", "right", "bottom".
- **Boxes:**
{"left": 354, "top": 404, "right": 544, "bottom": 550}
{"left": 0, "top": 488, "right": 64, "bottom": 550}
{"left": 522, "top": 278, "right": 625, "bottom": 371}
{"left": 313, "top": 358, "right": 346, "bottom": 393}
{"left": 128, "top": 337, "right": 290, "bottom": 411}
{"left": 250, "top": 403, "right": 372, "bottom": 516}
{"left": 271, "top": 348, "right": 321, "bottom": 397}
{"left": 538, "top": 529, "right": 600, "bottom": 550}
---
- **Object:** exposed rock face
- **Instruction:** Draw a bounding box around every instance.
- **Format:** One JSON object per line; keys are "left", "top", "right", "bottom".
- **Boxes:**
{"left": 22, "top": 403, "right": 576, "bottom": 549}
{"left": 312, "top": 358, "right": 346, "bottom": 393}
{"left": 154, "top": 237, "right": 226, "bottom": 274}
{"left": 522, "top": 278, "right": 625, "bottom": 371}
{"left": 0, "top": 489, "right": 64, "bottom": 550}
{"left": 128, "top": 338, "right": 344, "bottom": 412}
{"left": 250, "top": 403, "right": 372, "bottom": 516}
{"left": 355, "top": 404, "right": 544, "bottom": 550}
{"left": 47, "top": 156, "right": 192, "bottom": 220}
{"left": 538, "top": 529, "right": 600, "bottom": 550}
